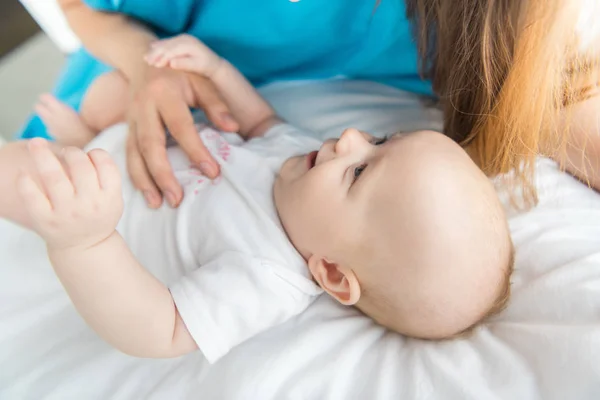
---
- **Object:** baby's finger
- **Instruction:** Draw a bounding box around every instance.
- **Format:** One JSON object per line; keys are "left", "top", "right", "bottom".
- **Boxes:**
{"left": 144, "top": 48, "right": 168, "bottom": 67}
{"left": 17, "top": 173, "right": 52, "bottom": 219}
{"left": 154, "top": 55, "right": 172, "bottom": 69}
{"left": 154, "top": 37, "right": 197, "bottom": 58}
{"left": 168, "top": 57, "right": 199, "bottom": 73}
{"left": 63, "top": 146, "right": 100, "bottom": 195}
{"left": 88, "top": 149, "right": 122, "bottom": 193}
{"left": 28, "top": 138, "right": 74, "bottom": 207}
{"left": 149, "top": 37, "right": 182, "bottom": 50}
{"left": 162, "top": 42, "right": 200, "bottom": 63}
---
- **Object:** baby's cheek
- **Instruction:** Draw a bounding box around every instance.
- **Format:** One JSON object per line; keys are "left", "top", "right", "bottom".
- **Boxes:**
{"left": 304, "top": 195, "right": 341, "bottom": 232}
{"left": 288, "top": 171, "right": 341, "bottom": 230}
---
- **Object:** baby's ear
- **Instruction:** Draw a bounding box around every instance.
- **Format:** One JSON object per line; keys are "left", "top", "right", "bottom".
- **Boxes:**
{"left": 308, "top": 256, "right": 361, "bottom": 306}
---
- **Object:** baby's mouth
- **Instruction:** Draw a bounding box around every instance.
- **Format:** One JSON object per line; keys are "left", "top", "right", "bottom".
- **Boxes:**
{"left": 306, "top": 150, "right": 318, "bottom": 169}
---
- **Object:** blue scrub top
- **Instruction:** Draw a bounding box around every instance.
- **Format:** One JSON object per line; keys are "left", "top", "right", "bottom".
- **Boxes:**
{"left": 19, "top": 0, "right": 432, "bottom": 139}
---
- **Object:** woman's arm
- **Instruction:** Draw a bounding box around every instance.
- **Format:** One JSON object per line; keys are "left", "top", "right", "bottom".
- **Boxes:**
{"left": 57, "top": 0, "right": 155, "bottom": 79}
{"left": 557, "top": 94, "right": 600, "bottom": 190}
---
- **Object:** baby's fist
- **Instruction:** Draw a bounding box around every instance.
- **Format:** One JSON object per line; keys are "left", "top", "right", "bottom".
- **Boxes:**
{"left": 144, "top": 34, "right": 222, "bottom": 76}
{"left": 18, "top": 139, "right": 123, "bottom": 251}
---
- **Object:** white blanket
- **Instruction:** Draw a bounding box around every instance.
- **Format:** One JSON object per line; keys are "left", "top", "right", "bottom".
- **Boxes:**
{"left": 1, "top": 80, "right": 599, "bottom": 399}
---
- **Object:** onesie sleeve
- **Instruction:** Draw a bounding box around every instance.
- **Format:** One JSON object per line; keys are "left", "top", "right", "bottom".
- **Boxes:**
{"left": 83, "top": 0, "right": 198, "bottom": 34}
{"left": 169, "top": 251, "right": 321, "bottom": 364}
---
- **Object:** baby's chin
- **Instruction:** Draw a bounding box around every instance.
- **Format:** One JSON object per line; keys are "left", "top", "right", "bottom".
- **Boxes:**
{"left": 275, "top": 151, "right": 304, "bottom": 187}
{"left": 272, "top": 159, "right": 295, "bottom": 221}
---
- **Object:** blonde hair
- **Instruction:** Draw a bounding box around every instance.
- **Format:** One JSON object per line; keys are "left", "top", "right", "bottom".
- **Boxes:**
{"left": 405, "top": 0, "right": 599, "bottom": 206}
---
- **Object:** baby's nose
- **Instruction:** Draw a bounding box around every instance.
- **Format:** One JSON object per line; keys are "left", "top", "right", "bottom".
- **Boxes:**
{"left": 340, "top": 128, "right": 362, "bottom": 141}
{"left": 315, "top": 139, "right": 337, "bottom": 165}
{"left": 335, "top": 128, "right": 368, "bottom": 154}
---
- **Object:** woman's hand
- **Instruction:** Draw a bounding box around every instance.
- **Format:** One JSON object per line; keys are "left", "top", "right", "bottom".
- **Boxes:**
{"left": 126, "top": 64, "right": 239, "bottom": 208}
{"left": 57, "top": 0, "right": 237, "bottom": 208}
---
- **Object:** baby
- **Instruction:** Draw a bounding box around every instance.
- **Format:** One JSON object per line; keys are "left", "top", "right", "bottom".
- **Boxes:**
{"left": 1, "top": 36, "right": 514, "bottom": 362}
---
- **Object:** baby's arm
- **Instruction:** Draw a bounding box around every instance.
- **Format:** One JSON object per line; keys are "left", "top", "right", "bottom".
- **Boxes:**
{"left": 18, "top": 139, "right": 197, "bottom": 357}
{"left": 145, "top": 35, "right": 280, "bottom": 138}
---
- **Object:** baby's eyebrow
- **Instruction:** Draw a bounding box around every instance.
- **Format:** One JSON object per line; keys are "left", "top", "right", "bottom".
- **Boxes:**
{"left": 354, "top": 132, "right": 404, "bottom": 192}
{"left": 377, "top": 131, "right": 404, "bottom": 144}
{"left": 389, "top": 131, "right": 406, "bottom": 139}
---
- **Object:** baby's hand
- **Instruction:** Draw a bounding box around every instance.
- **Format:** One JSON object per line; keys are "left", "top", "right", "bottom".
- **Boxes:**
{"left": 144, "top": 35, "right": 223, "bottom": 77}
{"left": 17, "top": 139, "right": 123, "bottom": 251}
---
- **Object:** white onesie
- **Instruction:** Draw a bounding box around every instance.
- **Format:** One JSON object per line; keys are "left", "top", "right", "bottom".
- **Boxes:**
{"left": 90, "top": 123, "right": 323, "bottom": 364}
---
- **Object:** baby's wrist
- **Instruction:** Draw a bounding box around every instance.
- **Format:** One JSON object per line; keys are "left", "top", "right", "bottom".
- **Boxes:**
{"left": 246, "top": 116, "right": 284, "bottom": 139}
{"left": 46, "top": 230, "right": 117, "bottom": 257}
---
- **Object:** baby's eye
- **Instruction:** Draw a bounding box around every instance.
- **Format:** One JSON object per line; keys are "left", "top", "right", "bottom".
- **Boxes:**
{"left": 353, "top": 164, "right": 367, "bottom": 182}
{"left": 372, "top": 135, "right": 389, "bottom": 146}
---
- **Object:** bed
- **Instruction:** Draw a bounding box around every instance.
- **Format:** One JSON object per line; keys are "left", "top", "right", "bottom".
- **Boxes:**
{"left": 1, "top": 79, "right": 600, "bottom": 399}
{"left": 4, "top": 1, "right": 600, "bottom": 397}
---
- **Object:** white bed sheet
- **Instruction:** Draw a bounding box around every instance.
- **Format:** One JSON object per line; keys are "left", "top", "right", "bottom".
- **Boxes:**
{"left": 1, "top": 80, "right": 599, "bottom": 399}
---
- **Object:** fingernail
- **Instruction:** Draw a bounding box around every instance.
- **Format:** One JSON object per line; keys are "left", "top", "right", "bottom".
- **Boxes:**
{"left": 165, "top": 191, "right": 179, "bottom": 208}
{"left": 199, "top": 162, "right": 216, "bottom": 178}
{"left": 144, "top": 191, "right": 159, "bottom": 207}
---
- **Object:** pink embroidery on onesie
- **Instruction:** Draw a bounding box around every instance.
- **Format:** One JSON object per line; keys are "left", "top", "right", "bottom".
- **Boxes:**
{"left": 201, "top": 129, "right": 232, "bottom": 163}
{"left": 218, "top": 141, "right": 231, "bottom": 161}
{"left": 184, "top": 129, "right": 234, "bottom": 195}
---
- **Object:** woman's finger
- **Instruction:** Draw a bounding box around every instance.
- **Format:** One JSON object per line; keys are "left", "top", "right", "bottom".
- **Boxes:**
{"left": 188, "top": 74, "right": 239, "bottom": 133}
{"left": 136, "top": 95, "right": 182, "bottom": 207}
{"left": 158, "top": 79, "right": 219, "bottom": 179}
{"left": 126, "top": 120, "right": 162, "bottom": 208}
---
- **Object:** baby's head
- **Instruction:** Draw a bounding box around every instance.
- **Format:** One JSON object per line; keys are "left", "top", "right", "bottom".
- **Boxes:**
{"left": 274, "top": 128, "right": 513, "bottom": 339}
